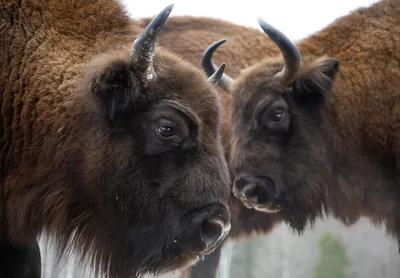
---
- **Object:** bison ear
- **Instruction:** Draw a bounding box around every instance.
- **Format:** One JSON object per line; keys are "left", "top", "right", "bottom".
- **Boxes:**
{"left": 293, "top": 56, "right": 339, "bottom": 101}
{"left": 83, "top": 55, "right": 139, "bottom": 122}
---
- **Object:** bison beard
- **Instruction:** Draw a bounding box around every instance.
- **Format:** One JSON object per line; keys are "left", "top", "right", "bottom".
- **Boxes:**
{"left": 0, "top": 1, "right": 232, "bottom": 278}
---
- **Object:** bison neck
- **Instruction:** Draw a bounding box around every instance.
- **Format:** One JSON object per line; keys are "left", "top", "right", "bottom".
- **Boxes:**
{"left": 295, "top": 0, "right": 400, "bottom": 237}
{"left": 322, "top": 98, "right": 400, "bottom": 237}
{"left": 325, "top": 138, "right": 399, "bottom": 228}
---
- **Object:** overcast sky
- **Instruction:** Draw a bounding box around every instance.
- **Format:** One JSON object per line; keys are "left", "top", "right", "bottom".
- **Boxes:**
{"left": 121, "top": 0, "right": 380, "bottom": 40}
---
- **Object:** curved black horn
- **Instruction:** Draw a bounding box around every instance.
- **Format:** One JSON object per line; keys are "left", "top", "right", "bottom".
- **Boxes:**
{"left": 202, "top": 39, "right": 234, "bottom": 91}
{"left": 131, "top": 4, "right": 174, "bottom": 83}
{"left": 258, "top": 18, "right": 301, "bottom": 87}
{"left": 208, "top": 64, "right": 226, "bottom": 86}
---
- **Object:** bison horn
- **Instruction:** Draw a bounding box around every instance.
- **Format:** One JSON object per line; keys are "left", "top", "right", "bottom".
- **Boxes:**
{"left": 131, "top": 4, "right": 174, "bottom": 83}
{"left": 207, "top": 64, "right": 227, "bottom": 86}
{"left": 202, "top": 39, "right": 234, "bottom": 92}
{"left": 258, "top": 19, "right": 301, "bottom": 87}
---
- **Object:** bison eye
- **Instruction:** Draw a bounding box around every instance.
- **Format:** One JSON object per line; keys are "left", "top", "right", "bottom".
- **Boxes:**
{"left": 271, "top": 111, "right": 283, "bottom": 121}
{"left": 158, "top": 126, "right": 175, "bottom": 137}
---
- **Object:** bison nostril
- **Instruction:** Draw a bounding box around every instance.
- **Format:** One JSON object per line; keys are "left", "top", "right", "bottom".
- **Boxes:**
{"left": 244, "top": 184, "right": 259, "bottom": 200}
{"left": 242, "top": 176, "right": 277, "bottom": 205}
{"left": 200, "top": 219, "right": 224, "bottom": 249}
{"left": 189, "top": 204, "right": 231, "bottom": 256}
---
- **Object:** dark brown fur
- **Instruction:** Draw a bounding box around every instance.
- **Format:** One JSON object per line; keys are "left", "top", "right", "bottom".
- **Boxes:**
{"left": 0, "top": 1, "right": 232, "bottom": 277}
{"left": 141, "top": 1, "right": 400, "bottom": 276}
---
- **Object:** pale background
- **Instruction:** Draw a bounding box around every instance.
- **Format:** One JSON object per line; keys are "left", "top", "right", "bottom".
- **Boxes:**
{"left": 122, "top": 0, "right": 380, "bottom": 40}
{"left": 39, "top": 0, "right": 400, "bottom": 277}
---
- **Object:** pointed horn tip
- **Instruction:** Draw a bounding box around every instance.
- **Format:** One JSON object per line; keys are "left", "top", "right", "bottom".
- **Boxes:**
{"left": 257, "top": 17, "right": 267, "bottom": 27}
{"left": 153, "top": 4, "right": 175, "bottom": 19}
{"left": 140, "top": 3, "right": 175, "bottom": 34}
{"left": 164, "top": 3, "right": 175, "bottom": 14}
{"left": 208, "top": 63, "right": 226, "bottom": 85}
{"left": 257, "top": 18, "right": 276, "bottom": 35}
{"left": 218, "top": 63, "right": 226, "bottom": 72}
{"left": 212, "top": 39, "right": 227, "bottom": 49}
{"left": 212, "top": 63, "right": 226, "bottom": 77}
{"left": 204, "top": 39, "right": 227, "bottom": 57}
{"left": 155, "top": 4, "right": 174, "bottom": 20}
{"left": 257, "top": 18, "right": 301, "bottom": 59}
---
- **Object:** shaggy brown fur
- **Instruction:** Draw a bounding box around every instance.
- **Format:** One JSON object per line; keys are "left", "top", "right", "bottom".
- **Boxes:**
{"left": 142, "top": 0, "right": 400, "bottom": 276}
{"left": 0, "top": 1, "right": 233, "bottom": 277}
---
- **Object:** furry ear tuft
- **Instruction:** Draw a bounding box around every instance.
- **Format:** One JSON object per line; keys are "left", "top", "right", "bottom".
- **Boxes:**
{"left": 293, "top": 56, "right": 339, "bottom": 100}
{"left": 83, "top": 54, "right": 139, "bottom": 121}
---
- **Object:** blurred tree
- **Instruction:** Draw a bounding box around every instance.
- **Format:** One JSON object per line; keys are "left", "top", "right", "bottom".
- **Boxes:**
{"left": 313, "top": 230, "right": 353, "bottom": 278}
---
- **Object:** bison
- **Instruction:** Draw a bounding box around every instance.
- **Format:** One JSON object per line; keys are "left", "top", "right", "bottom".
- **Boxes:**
{"left": 0, "top": 1, "right": 233, "bottom": 277}
{"left": 138, "top": 16, "right": 283, "bottom": 278}
{"left": 206, "top": 0, "right": 399, "bottom": 256}
{"left": 226, "top": 0, "right": 400, "bottom": 235}
{"left": 140, "top": 0, "right": 400, "bottom": 276}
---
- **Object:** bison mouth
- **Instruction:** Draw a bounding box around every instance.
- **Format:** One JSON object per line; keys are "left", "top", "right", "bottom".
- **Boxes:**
{"left": 184, "top": 247, "right": 214, "bottom": 266}
{"left": 234, "top": 192, "right": 281, "bottom": 213}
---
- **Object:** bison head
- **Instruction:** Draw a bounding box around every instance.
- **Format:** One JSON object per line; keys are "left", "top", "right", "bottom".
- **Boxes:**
{"left": 36, "top": 5, "right": 232, "bottom": 277}
{"left": 202, "top": 20, "right": 339, "bottom": 233}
